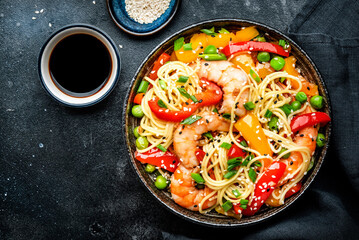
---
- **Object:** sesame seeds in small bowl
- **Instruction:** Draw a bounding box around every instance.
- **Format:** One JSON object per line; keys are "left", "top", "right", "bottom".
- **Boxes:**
{"left": 106, "top": 0, "right": 180, "bottom": 36}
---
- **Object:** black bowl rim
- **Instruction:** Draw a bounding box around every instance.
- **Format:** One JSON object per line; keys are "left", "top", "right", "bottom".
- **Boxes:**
{"left": 38, "top": 23, "right": 121, "bottom": 108}
{"left": 106, "top": 0, "right": 181, "bottom": 36}
{"left": 122, "top": 18, "right": 332, "bottom": 227}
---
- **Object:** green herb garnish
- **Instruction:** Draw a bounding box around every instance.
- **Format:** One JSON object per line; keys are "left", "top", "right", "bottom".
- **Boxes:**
{"left": 180, "top": 115, "right": 202, "bottom": 125}
{"left": 174, "top": 37, "right": 184, "bottom": 51}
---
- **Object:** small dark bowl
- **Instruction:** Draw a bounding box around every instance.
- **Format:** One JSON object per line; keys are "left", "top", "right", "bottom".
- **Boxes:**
{"left": 123, "top": 19, "right": 332, "bottom": 227}
{"left": 106, "top": 0, "right": 180, "bottom": 36}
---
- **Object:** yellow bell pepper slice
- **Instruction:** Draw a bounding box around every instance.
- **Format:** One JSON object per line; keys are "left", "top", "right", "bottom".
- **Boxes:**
{"left": 206, "top": 33, "right": 235, "bottom": 48}
{"left": 174, "top": 33, "right": 208, "bottom": 63}
{"left": 234, "top": 26, "right": 259, "bottom": 42}
{"left": 256, "top": 62, "right": 275, "bottom": 79}
{"left": 230, "top": 53, "right": 255, "bottom": 74}
{"left": 282, "top": 56, "right": 319, "bottom": 96}
{"left": 234, "top": 113, "right": 273, "bottom": 157}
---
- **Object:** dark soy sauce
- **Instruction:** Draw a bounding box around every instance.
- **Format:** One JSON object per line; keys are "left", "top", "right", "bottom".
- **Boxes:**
{"left": 49, "top": 34, "right": 111, "bottom": 96}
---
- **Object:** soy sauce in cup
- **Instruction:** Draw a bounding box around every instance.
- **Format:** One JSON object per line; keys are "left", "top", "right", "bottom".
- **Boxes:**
{"left": 39, "top": 24, "right": 120, "bottom": 107}
{"left": 49, "top": 33, "right": 112, "bottom": 97}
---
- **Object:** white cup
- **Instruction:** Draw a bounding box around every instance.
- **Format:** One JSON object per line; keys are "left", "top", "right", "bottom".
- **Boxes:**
{"left": 38, "top": 24, "right": 120, "bottom": 107}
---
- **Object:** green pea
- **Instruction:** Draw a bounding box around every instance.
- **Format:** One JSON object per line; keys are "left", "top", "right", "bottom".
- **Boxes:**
{"left": 136, "top": 136, "right": 148, "bottom": 150}
{"left": 254, "top": 36, "right": 266, "bottom": 42}
{"left": 132, "top": 105, "right": 144, "bottom": 118}
{"left": 291, "top": 101, "right": 302, "bottom": 111}
{"left": 310, "top": 95, "right": 324, "bottom": 109}
{"left": 257, "top": 52, "right": 270, "bottom": 62}
{"left": 145, "top": 164, "right": 156, "bottom": 173}
{"left": 316, "top": 133, "right": 326, "bottom": 147}
{"left": 204, "top": 45, "right": 217, "bottom": 54}
{"left": 279, "top": 148, "right": 291, "bottom": 159}
{"left": 268, "top": 116, "right": 279, "bottom": 131}
{"left": 295, "top": 92, "right": 307, "bottom": 104}
{"left": 155, "top": 175, "right": 167, "bottom": 189}
{"left": 270, "top": 56, "right": 285, "bottom": 71}
{"left": 133, "top": 126, "right": 141, "bottom": 138}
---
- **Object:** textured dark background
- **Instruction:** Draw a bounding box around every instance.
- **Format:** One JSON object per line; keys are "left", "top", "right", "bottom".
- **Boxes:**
{"left": 1, "top": 0, "right": 358, "bottom": 239}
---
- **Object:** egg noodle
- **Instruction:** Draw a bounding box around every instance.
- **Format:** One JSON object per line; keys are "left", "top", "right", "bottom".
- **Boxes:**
{"left": 137, "top": 59, "right": 314, "bottom": 213}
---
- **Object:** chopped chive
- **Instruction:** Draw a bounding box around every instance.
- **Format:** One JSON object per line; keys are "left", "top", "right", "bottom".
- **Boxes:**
{"left": 248, "top": 168, "right": 257, "bottom": 183}
{"left": 183, "top": 43, "right": 192, "bottom": 51}
{"left": 232, "top": 189, "right": 241, "bottom": 198}
{"left": 191, "top": 173, "right": 205, "bottom": 184}
{"left": 159, "top": 79, "right": 167, "bottom": 90}
{"left": 252, "top": 161, "right": 262, "bottom": 167}
{"left": 224, "top": 170, "right": 237, "bottom": 179}
{"left": 240, "top": 204, "right": 248, "bottom": 209}
{"left": 280, "top": 77, "right": 286, "bottom": 83}
{"left": 280, "top": 104, "right": 294, "bottom": 116}
{"left": 157, "top": 144, "right": 167, "bottom": 152}
{"left": 201, "top": 28, "right": 217, "bottom": 36}
{"left": 249, "top": 69, "right": 261, "bottom": 83}
{"left": 240, "top": 199, "right": 249, "bottom": 205}
{"left": 228, "top": 162, "right": 241, "bottom": 171}
{"left": 189, "top": 95, "right": 198, "bottom": 103}
{"left": 222, "top": 200, "right": 233, "bottom": 212}
{"left": 264, "top": 109, "right": 273, "bottom": 118}
{"left": 181, "top": 115, "right": 202, "bottom": 125}
{"left": 218, "top": 28, "right": 230, "bottom": 34}
{"left": 227, "top": 157, "right": 242, "bottom": 165}
{"left": 268, "top": 116, "right": 279, "bottom": 131}
{"left": 279, "top": 148, "right": 291, "bottom": 159}
{"left": 241, "top": 154, "right": 254, "bottom": 166}
{"left": 222, "top": 113, "right": 231, "bottom": 119}
{"left": 174, "top": 37, "right": 184, "bottom": 51}
{"left": 278, "top": 39, "right": 287, "bottom": 47}
{"left": 177, "top": 87, "right": 191, "bottom": 98}
{"left": 307, "top": 157, "right": 315, "bottom": 172}
{"left": 220, "top": 142, "right": 232, "bottom": 150}
{"left": 239, "top": 140, "right": 248, "bottom": 148}
{"left": 244, "top": 101, "right": 255, "bottom": 110}
{"left": 203, "top": 132, "right": 214, "bottom": 139}
{"left": 254, "top": 35, "right": 266, "bottom": 42}
{"left": 177, "top": 75, "right": 189, "bottom": 83}
{"left": 157, "top": 99, "right": 167, "bottom": 109}
{"left": 213, "top": 108, "right": 219, "bottom": 113}
{"left": 137, "top": 80, "right": 149, "bottom": 93}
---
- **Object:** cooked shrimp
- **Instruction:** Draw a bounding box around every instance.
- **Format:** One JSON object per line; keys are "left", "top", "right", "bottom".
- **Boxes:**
{"left": 279, "top": 107, "right": 318, "bottom": 185}
{"left": 171, "top": 164, "right": 216, "bottom": 211}
{"left": 266, "top": 107, "right": 318, "bottom": 206}
{"left": 192, "top": 61, "right": 250, "bottom": 117}
{"left": 173, "top": 112, "right": 231, "bottom": 169}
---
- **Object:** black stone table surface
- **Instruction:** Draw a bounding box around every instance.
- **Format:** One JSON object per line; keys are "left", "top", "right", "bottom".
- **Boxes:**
{"left": 1, "top": 0, "right": 358, "bottom": 239}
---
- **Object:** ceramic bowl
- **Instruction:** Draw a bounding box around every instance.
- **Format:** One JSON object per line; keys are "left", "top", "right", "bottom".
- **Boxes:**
{"left": 38, "top": 24, "right": 121, "bottom": 107}
{"left": 123, "top": 19, "right": 332, "bottom": 227}
{"left": 107, "top": 0, "right": 180, "bottom": 36}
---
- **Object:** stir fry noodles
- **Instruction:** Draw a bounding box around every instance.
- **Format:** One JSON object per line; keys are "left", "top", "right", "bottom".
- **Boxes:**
{"left": 131, "top": 26, "right": 330, "bottom": 218}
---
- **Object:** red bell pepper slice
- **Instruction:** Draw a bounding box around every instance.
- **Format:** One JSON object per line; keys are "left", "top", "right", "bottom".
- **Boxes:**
{"left": 285, "top": 182, "right": 302, "bottom": 198}
{"left": 148, "top": 97, "right": 198, "bottom": 122}
{"left": 195, "top": 149, "right": 206, "bottom": 163}
{"left": 148, "top": 79, "right": 223, "bottom": 122}
{"left": 222, "top": 41, "right": 290, "bottom": 57}
{"left": 228, "top": 137, "right": 246, "bottom": 159}
{"left": 290, "top": 112, "right": 331, "bottom": 133}
{"left": 135, "top": 147, "right": 179, "bottom": 172}
{"left": 133, "top": 93, "right": 144, "bottom": 105}
{"left": 233, "top": 203, "right": 243, "bottom": 214}
{"left": 242, "top": 161, "right": 286, "bottom": 216}
{"left": 149, "top": 52, "right": 171, "bottom": 80}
